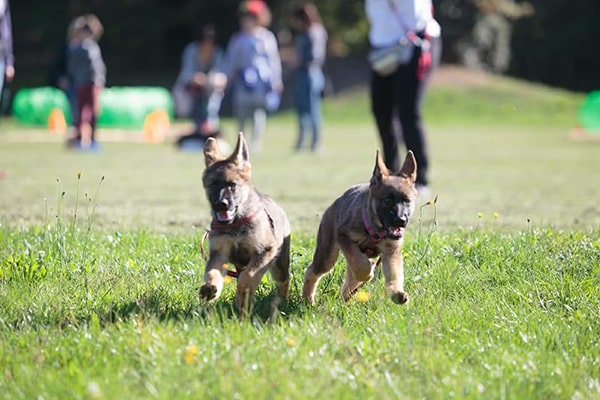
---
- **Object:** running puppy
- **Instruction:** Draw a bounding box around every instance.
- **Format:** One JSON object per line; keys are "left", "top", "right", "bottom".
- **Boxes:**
{"left": 200, "top": 133, "right": 291, "bottom": 316}
{"left": 303, "top": 151, "right": 418, "bottom": 304}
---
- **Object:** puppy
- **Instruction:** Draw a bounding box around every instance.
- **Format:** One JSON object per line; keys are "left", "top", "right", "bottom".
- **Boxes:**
{"left": 200, "top": 133, "right": 291, "bottom": 316}
{"left": 303, "top": 151, "right": 417, "bottom": 304}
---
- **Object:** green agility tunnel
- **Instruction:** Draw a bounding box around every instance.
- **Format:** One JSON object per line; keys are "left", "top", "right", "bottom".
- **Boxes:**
{"left": 578, "top": 91, "right": 600, "bottom": 134}
{"left": 12, "top": 86, "right": 174, "bottom": 129}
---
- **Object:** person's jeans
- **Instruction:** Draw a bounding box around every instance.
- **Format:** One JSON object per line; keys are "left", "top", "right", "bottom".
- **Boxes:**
{"left": 294, "top": 68, "right": 324, "bottom": 151}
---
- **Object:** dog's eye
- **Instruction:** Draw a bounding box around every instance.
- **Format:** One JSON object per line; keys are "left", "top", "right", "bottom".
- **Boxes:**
{"left": 383, "top": 197, "right": 394, "bottom": 206}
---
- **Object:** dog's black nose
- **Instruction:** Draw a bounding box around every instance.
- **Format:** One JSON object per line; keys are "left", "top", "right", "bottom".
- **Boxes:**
{"left": 215, "top": 199, "right": 229, "bottom": 211}
{"left": 397, "top": 216, "right": 408, "bottom": 227}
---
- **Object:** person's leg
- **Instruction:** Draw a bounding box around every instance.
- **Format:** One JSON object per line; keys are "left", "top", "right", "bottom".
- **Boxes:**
{"left": 309, "top": 88, "right": 323, "bottom": 152}
{"left": 294, "top": 74, "right": 310, "bottom": 151}
{"left": 0, "top": 58, "right": 5, "bottom": 97}
{"left": 234, "top": 92, "right": 248, "bottom": 138}
{"left": 295, "top": 112, "right": 309, "bottom": 150}
{"left": 89, "top": 85, "right": 102, "bottom": 143}
{"left": 251, "top": 106, "right": 267, "bottom": 152}
{"left": 77, "top": 84, "right": 94, "bottom": 148}
{"left": 370, "top": 71, "right": 399, "bottom": 172}
{"left": 395, "top": 37, "right": 441, "bottom": 186}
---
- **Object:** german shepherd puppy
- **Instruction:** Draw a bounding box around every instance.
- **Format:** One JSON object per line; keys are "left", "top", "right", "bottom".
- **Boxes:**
{"left": 303, "top": 151, "right": 417, "bottom": 305}
{"left": 200, "top": 133, "right": 291, "bottom": 316}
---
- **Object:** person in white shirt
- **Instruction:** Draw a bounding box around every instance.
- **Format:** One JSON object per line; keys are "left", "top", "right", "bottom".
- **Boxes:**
{"left": 365, "top": 0, "right": 442, "bottom": 196}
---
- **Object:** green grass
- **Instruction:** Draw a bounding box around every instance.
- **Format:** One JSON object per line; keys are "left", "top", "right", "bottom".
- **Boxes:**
{"left": 1, "top": 69, "right": 599, "bottom": 399}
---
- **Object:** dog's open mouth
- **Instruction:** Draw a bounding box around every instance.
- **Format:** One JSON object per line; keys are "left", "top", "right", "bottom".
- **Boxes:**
{"left": 387, "top": 226, "right": 404, "bottom": 239}
{"left": 215, "top": 209, "right": 236, "bottom": 223}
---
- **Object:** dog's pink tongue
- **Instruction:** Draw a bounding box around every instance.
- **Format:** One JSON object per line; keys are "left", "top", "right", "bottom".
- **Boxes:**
{"left": 216, "top": 210, "right": 234, "bottom": 222}
{"left": 390, "top": 227, "right": 404, "bottom": 237}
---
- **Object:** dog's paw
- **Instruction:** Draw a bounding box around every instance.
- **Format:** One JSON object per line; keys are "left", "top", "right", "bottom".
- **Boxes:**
{"left": 199, "top": 284, "right": 218, "bottom": 301}
{"left": 390, "top": 291, "right": 409, "bottom": 305}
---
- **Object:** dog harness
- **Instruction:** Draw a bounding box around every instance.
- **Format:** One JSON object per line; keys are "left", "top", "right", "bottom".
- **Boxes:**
{"left": 202, "top": 208, "right": 275, "bottom": 278}
{"left": 361, "top": 208, "right": 387, "bottom": 258}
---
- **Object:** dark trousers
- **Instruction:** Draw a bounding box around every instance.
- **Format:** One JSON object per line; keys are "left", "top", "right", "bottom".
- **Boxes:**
{"left": 370, "top": 36, "right": 442, "bottom": 185}
{"left": 75, "top": 83, "right": 101, "bottom": 143}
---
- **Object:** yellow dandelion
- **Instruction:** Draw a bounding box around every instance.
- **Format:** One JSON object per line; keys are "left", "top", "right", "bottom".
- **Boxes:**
{"left": 355, "top": 291, "right": 370, "bottom": 303}
{"left": 285, "top": 337, "right": 296, "bottom": 347}
{"left": 183, "top": 345, "right": 199, "bottom": 364}
{"left": 477, "top": 212, "right": 483, "bottom": 219}
{"left": 493, "top": 212, "right": 500, "bottom": 219}
{"left": 223, "top": 275, "right": 233, "bottom": 285}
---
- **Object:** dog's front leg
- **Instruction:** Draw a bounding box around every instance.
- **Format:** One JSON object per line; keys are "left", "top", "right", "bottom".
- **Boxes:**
{"left": 381, "top": 244, "right": 409, "bottom": 304}
{"left": 199, "top": 251, "right": 226, "bottom": 302}
{"left": 338, "top": 236, "right": 375, "bottom": 302}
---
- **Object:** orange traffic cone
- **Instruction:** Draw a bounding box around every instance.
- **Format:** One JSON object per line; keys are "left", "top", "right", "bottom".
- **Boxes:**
{"left": 47, "top": 108, "right": 67, "bottom": 134}
{"left": 143, "top": 109, "right": 170, "bottom": 143}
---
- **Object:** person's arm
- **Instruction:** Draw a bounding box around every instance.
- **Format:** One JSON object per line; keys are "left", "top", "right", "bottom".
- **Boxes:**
{"left": 220, "top": 34, "right": 240, "bottom": 81}
{"left": 264, "top": 31, "right": 282, "bottom": 91}
{"left": 88, "top": 40, "right": 106, "bottom": 86}
{"left": 178, "top": 43, "right": 197, "bottom": 85}
{"left": 1, "top": 1, "right": 15, "bottom": 79}
{"left": 310, "top": 25, "right": 328, "bottom": 67}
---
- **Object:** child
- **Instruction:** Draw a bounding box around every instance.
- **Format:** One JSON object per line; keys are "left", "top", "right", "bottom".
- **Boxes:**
{"left": 291, "top": 3, "right": 327, "bottom": 152}
{"left": 66, "top": 14, "right": 106, "bottom": 150}
{"left": 221, "top": 0, "right": 282, "bottom": 152}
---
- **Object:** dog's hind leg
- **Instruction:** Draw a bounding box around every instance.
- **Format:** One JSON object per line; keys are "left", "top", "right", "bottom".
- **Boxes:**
{"left": 270, "top": 234, "right": 291, "bottom": 300}
{"left": 303, "top": 214, "right": 340, "bottom": 304}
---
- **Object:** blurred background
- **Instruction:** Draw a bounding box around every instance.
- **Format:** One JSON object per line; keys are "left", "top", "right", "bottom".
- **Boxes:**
{"left": 8, "top": 0, "right": 600, "bottom": 96}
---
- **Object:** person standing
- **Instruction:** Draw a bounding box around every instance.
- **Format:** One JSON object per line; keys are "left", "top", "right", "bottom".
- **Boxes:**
{"left": 366, "top": 0, "right": 441, "bottom": 196}
{"left": 173, "top": 25, "right": 226, "bottom": 149}
{"left": 66, "top": 14, "right": 106, "bottom": 150}
{"left": 0, "top": 0, "right": 15, "bottom": 98}
{"left": 221, "top": 0, "right": 282, "bottom": 153}
{"left": 291, "top": 3, "right": 328, "bottom": 153}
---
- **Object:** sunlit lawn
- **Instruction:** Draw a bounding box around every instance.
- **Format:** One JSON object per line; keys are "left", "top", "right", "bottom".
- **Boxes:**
{"left": 1, "top": 69, "right": 599, "bottom": 399}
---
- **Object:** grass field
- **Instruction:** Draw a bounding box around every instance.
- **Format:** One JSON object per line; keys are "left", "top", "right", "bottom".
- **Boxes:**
{"left": 1, "top": 68, "right": 599, "bottom": 399}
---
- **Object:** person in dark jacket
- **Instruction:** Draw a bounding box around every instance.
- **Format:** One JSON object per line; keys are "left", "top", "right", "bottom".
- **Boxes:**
{"left": 66, "top": 14, "right": 106, "bottom": 150}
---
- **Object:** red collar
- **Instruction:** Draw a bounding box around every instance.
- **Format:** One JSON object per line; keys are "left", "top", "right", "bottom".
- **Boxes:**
{"left": 208, "top": 208, "right": 274, "bottom": 279}
{"left": 210, "top": 208, "right": 262, "bottom": 231}
{"left": 362, "top": 208, "right": 387, "bottom": 258}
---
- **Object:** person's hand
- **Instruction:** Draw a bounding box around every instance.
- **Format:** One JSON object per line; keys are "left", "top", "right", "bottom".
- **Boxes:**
{"left": 272, "top": 82, "right": 284, "bottom": 93}
{"left": 209, "top": 72, "right": 228, "bottom": 92}
{"left": 522, "top": 2, "right": 535, "bottom": 16}
{"left": 5, "top": 65, "right": 15, "bottom": 82}
{"left": 191, "top": 72, "right": 207, "bottom": 87}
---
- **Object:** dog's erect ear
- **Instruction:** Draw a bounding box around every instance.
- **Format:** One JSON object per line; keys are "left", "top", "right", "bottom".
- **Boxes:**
{"left": 370, "top": 149, "right": 389, "bottom": 185}
{"left": 204, "top": 137, "right": 224, "bottom": 167}
{"left": 397, "top": 151, "right": 417, "bottom": 182}
{"left": 229, "top": 132, "right": 250, "bottom": 167}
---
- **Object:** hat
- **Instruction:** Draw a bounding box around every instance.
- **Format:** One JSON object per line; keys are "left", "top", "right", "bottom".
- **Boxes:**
{"left": 239, "top": 0, "right": 267, "bottom": 17}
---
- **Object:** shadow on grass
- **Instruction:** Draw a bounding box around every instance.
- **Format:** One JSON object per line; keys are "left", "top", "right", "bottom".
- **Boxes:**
{"left": 4, "top": 285, "right": 314, "bottom": 331}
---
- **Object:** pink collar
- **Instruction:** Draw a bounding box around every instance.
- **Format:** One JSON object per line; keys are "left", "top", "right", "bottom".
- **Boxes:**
{"left": 361, "top": 208, "right": 387, "bottom": 257}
